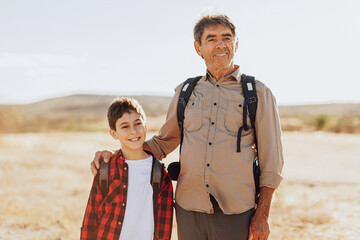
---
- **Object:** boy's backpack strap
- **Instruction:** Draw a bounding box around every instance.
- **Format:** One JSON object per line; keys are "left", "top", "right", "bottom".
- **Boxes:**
{"left": 240, "top": 74, "right": 260, "bottom": 204}
{"left": 151, "top": 158, "right": 164, "bottom": 224}
{"left": 98, "top": 161, "right": 109, "bottom": 196}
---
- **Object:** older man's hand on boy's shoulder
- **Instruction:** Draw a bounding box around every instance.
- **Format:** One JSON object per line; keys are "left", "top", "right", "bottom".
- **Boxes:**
{"left": 91, "top": 150, "right": 114, "bottom": 176}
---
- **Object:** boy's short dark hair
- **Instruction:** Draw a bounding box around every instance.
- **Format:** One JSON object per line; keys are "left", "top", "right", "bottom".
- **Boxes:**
{"left": 193, "top": 14, "right": 236, "bottom": 45}
{"left": 107, "top": 97, "right": 146, "bottom": 130}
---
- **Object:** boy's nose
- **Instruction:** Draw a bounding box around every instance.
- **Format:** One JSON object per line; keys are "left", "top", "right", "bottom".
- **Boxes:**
{"left": 129, "top": 126, "right": 137, "bottom": 133}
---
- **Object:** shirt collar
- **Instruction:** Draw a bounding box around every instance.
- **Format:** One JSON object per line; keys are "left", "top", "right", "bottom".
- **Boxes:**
{"left": 114, "top": 149, "right": 125, "bottom": 163}
{"left": 205, "top": 65, "right": 241, "bottom": 83}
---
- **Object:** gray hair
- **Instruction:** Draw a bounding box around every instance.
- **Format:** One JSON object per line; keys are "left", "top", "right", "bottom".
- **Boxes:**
{"left": 194, "top": 14, "right": 236, "bottom": 45}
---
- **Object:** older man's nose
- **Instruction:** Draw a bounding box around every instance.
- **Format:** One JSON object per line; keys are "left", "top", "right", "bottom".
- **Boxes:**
{"left": 216, "top": 40, "right": 226, "bottom": 48}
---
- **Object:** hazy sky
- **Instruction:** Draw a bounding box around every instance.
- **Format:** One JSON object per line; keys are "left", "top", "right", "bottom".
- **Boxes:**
{"left": 1, "top": 0, "right": 359, "bottom": 105}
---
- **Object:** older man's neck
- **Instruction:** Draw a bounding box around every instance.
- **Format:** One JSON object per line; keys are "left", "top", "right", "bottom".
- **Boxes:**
{"left": 208, "top": 65, "right": 237, "bottom": 81}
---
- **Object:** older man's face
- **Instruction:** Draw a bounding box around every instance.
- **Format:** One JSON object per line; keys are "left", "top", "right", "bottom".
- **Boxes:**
{"left": 195, "top": 24, "right": 238, "bottom": 73}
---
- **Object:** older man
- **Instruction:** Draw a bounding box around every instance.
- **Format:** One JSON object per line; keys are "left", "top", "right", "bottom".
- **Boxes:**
{"left": 92, "top": 14, "right": 284, "bottom": 240}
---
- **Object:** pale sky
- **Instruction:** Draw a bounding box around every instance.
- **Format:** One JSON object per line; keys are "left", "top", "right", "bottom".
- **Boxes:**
{"left": 1, "top": 0, "right": 359, "bottom": 105}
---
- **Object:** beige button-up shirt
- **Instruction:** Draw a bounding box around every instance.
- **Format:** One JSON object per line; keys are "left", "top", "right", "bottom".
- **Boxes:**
{"left": 145, "top": 66, "right": 284, "bottom": 214}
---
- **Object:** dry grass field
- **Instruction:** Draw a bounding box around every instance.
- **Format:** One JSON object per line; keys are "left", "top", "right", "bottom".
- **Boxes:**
{"left": 0, "top": 131, "right": 360, "bottom": 240}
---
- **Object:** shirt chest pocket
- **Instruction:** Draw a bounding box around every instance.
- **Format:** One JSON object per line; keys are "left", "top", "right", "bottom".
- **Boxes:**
{"left": 184, "top": 99, "right": 203, "bottom": 132}
{"left": 224, "top": 101, "right": 246, "bottom": 135}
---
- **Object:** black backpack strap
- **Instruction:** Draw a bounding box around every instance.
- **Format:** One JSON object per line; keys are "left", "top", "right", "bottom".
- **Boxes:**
{"left": 237, "top": 74, "right": 258, "bottom": 152}
{"left": 240, "top": 74, "right": 260, "bottom": 204}
{"left": 98, "top": 150, "right": 122, "bottom": 196}
{"left": 151, "top": 157, "right": 164, "bottom": 224}
{"left": 177, "top": 76, "right": 202, "bottom": 148}
{"left": 168, "top": 76, "right": 202, "bottom": 181}
{"left": 98, "top": 161, "right": 109, "bottom": 196}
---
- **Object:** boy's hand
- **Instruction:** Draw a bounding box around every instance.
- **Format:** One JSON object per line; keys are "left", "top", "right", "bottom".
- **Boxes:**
{"left": 91, "top": 150, "right": 114, "bottom": 176}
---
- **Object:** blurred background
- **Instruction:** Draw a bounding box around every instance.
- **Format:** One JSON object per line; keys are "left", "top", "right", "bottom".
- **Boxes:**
{"left": 1, "top": 0, "right": 359, "bottom": 239}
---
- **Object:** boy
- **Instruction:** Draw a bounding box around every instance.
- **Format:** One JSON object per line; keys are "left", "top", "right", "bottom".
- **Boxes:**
{"left": 81, "top": 97, "right": 173, "bottom": 240}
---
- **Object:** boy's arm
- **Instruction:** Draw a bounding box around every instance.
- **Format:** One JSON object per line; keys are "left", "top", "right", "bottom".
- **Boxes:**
{"left": 155, "top": 169, "right": 174, "bottom": 240}
{"left": 81, "top": 175, "right": 104, "bottom": 240}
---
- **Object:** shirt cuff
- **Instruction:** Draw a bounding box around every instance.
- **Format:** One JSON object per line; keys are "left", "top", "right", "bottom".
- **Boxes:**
{"left": 260, "top": 172, "right": 283, "bottom": 189}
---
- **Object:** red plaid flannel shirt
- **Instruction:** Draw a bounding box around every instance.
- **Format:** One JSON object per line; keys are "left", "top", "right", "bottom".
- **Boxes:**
{"left": 81, "top": 150, "right": 173, "bottom": 240}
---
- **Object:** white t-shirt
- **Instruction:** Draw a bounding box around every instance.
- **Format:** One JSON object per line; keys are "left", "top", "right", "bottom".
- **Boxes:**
{"left": 120, "top": 156, "right": 154, "bottom": 240}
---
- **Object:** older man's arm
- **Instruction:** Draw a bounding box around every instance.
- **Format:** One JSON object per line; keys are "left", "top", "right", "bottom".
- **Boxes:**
{"left": 91, "top": 84, "right": 182, "bottom": 175}
{"left": 248, "top": 186, "right": 275, "bottom": 240}
{"left": 143, "top": 84, "right": 182, "bottom": 160}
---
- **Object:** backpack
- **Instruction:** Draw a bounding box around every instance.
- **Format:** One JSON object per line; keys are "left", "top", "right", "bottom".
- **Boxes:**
{"left": 167, "top": 74, "right": 261, "bottom": 204}
{"left": 98, "top": 153, "right": 164, "bottom": 221}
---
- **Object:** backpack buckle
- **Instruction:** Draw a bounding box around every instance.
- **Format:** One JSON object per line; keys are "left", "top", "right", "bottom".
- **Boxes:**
{"left": 178, "top": 98, "right": 186, "bottom": 108}
{"left": 249, "top": 97, "right": 257, "bottom": 103}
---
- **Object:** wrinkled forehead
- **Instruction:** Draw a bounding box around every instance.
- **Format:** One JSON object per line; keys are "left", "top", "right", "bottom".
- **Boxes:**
{"left": 201, "top": 24, "right": 235, "bottom": 39}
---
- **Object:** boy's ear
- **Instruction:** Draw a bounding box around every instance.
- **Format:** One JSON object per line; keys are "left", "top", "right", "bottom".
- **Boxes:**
{"left": 109, "top": 129, "right": 118, "bottom": 140}
{"left": 144, "top": 122, "right": 148, "bottom": 130}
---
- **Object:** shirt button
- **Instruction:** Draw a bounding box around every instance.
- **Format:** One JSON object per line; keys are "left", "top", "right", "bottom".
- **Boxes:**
{"left": 122, "top": 203, "right": 126, "bottom": 207}
{"left": 214, "top": 103, "right": 217, "bottom": 106}
{"left": 216, "top": 84, "right": 219, "bottom": 87}
{"left": 124, "top": 167, "right": 127, "bottom": 171}
{"left": 209, "top": 142, "right": 212, "bottom": 145}
{"left": 211, "top": 122, "right": 215, "bottom": 125}
{"left": 206, "top": 184, "right": 209, "bottom": 188}
{"left": 118, "top": 221, "right": 122, "bottom": 225}
{"left": 123, "top": 185, "right": 127, "bottom": 188}
{"left": 207, "top": 163, "right": 210, "bottom": 167}
{"left": 239, "top": 104, "right": 242, "bottom": 107}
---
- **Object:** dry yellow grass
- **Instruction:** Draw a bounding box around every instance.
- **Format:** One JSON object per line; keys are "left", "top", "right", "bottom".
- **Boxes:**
{"left": 0, "top": 132, "right": 359, "bottom": 239}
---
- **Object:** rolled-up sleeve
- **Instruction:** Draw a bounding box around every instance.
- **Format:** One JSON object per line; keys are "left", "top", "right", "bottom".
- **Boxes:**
{"left": 145, "top": 85, "right": 182, "bottom": 160}
{"left": 255, "top": 82, "right": 284, "bottom": 189}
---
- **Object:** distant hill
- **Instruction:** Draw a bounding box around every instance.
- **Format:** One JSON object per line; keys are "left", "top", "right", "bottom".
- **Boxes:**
{"left": 0, "top": 94, "right": 172, "bottom": 133}
{"left": 279, "top": 103, "right": 360, "bottom": 116}
{"left": 16, "top": 94, "right": 172, "bottom": 119}
{"left": 0, "top": 94, "right": 359, "bottom": 133}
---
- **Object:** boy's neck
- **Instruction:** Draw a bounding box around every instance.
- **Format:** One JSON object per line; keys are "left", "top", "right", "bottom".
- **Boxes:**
{"left": 121, "top": 148, "right": 149, "bottom": 160}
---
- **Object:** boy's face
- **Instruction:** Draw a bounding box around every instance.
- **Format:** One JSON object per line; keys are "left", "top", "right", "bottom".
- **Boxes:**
{"left": 109, "top": 110, "right": 147, "bottom": 152}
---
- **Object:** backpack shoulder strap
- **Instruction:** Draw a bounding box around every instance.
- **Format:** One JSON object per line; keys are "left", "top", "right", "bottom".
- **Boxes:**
{"left": 241, "top": 74, "right": 260, "bottom": 204}
{"left": 177, "top": 76, "right": 202, "bottom": 146}
{"left": 241, "top": 74, "right": 258, "bottom": 133}
{"left": 151, "top": 157, "right": 164, "bottom": 223}
{"left": 167, "top": 76, "right": 201, "bottom": 181}
{"left": 237, "top": 74, "right": 258, "bottom": 152}
{"left": 98, "top": 161, "right": 109, "bottom": 196}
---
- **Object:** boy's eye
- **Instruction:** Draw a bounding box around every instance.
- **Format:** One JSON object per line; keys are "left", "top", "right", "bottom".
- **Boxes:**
{"left": 121, "top": 126, "right": 128, "bottom": 129}
{"left": 136, "top": 122, "right": 142, "bottom": 125}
